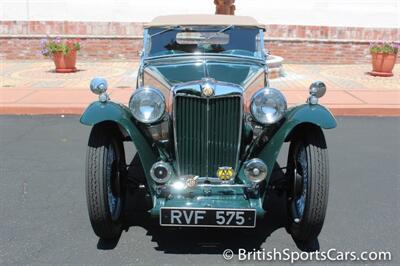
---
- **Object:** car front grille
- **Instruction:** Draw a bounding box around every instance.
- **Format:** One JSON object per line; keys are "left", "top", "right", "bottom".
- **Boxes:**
{"left": 174, "top": 95, "right": 242, "bottom": 177}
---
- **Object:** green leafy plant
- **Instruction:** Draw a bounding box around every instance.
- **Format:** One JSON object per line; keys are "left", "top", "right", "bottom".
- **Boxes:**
{"left": 370, "top": 42, "right": 399, "bottom": 54}
{"left": 40, "top": 36, "right": 81, "bottom": 56}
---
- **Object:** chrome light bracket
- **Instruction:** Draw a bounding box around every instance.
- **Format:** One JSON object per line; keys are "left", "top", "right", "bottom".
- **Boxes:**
{"left": 99, "top": 92, "right": 109, "bottom": 103}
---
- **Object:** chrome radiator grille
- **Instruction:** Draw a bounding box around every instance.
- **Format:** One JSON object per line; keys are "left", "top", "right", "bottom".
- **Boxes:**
{"left": 174, "top": 95, "right": 242, "bottom": 177}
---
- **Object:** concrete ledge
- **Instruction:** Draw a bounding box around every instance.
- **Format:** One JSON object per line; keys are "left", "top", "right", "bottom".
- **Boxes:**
{"left": 329, "top": 106, "right": 400, "bottom": 117}
{"left": 1, "top": 62, "right": 398, "bottom": 116}
{"left": 1, "top": 104, "right": 398, "bottom": 117}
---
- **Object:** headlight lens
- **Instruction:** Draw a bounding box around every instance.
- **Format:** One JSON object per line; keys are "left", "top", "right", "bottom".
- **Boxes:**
{"left": 129, "top": 87, "right": 166, "bottom": 124}
{"left": 250, "top": 88, "right": 287, "bottom": 124}
{"left": 244, "top": 158, "right": 268, "bottom": 183}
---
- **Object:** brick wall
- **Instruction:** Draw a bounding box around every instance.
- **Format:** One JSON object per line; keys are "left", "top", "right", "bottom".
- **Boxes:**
{"left": 1, "top": 21, "right": 399, "bottom": 63}
{"left": 267, "top": 41, "right": 375, "bottom": 64}
{"left": 0, "top": 38, "right": 142, "bottom": 60}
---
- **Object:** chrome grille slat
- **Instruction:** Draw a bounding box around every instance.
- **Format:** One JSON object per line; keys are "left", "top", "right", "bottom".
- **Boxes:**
{"left": 174, "top": 95, "right": 242, "bottom": 177}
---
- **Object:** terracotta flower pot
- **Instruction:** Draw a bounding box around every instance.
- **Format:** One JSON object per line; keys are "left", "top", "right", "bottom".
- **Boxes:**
{"left": 370, "top": 53, "right": 397, "bottom": 77}
{"left": 52, "top": 50, "right": 77, "bottom": 73}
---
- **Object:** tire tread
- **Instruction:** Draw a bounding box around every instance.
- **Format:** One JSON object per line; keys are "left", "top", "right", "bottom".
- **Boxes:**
{"left": 288, "top": 128, "right": 329, "bottom": 242}
{"left": 86, "top": 125, "right": 122, "bottom": 239}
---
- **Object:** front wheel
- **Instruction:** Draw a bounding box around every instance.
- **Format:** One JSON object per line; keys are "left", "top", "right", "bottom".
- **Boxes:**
{"left": 286, "top": 127, "right": 329, "bottom": 243}
{"left": 86, "top": 124, "right": 126, "bottom": 239}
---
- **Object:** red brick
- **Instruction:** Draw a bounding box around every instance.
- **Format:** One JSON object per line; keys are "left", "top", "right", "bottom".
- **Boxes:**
{"left": 1, "top": 21, "right": 399, "bottom": 63}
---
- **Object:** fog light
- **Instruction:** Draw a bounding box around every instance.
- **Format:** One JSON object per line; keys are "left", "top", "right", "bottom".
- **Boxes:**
{"left": 90, "top": 77, "right": 108, "bottom": 95}
{"left": 244, "top": 158, "right": 268, "bottom": 183}
{"left": 308, "top": 81, "right": 326, "bottom": 105}
{"left": 150, "top": 161, "right": 173, "bottom": 184}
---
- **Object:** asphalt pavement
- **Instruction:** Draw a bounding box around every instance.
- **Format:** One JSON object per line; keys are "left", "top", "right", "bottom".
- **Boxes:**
{"left": 0, "top": 116, "right": 399, "bottom": 265}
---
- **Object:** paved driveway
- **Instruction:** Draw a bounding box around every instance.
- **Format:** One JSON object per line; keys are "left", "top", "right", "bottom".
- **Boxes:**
{"left": 0, "top": 116, "right": 399, "bottom": 265}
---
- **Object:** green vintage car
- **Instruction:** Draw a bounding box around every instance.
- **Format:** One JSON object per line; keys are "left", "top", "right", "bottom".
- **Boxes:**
{"left": 80, "top": 15, "right": 336, "bottom": 242}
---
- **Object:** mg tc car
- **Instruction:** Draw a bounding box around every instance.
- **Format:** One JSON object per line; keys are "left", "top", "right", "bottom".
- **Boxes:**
{"left": 80, "top": 15, "right": 336, "bottom": 243}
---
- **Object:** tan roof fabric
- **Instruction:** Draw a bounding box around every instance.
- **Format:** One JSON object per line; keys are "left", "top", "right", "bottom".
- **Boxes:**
{"left": 145, "top": 14, "right": 264, "bottom": 29}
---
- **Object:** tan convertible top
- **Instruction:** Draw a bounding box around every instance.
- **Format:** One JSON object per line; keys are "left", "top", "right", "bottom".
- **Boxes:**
{"left": 145, "top": 14, "right": 264, "bottom": 29}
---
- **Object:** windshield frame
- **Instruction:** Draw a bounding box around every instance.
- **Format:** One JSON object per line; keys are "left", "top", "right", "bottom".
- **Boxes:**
{"left": 142, "top": 26, "right": 265, "bottom": 61}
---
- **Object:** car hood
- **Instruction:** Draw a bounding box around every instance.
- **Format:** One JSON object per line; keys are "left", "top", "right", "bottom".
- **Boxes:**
{"left": 143, "top": 55, "right": 265, "bottom": 87}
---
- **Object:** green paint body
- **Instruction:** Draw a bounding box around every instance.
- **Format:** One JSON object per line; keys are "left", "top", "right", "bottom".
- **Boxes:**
{"left": 81, "top": 99, "right": 336, "bottom": 217}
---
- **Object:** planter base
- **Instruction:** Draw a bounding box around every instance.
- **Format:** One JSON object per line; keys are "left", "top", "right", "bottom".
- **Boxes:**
{"left": 368, "top": 71, "right": 393, "bottom": 77}
{"left": 55, "top": 68, "right": 77, "bottom": 73}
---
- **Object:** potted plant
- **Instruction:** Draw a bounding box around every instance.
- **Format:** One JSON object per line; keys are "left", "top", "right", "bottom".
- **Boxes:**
{"left": 369, "top": 42, "right": 399, "bottom": 77}
{"left": 40, "top": 37, "right": 81, "bottom": 73}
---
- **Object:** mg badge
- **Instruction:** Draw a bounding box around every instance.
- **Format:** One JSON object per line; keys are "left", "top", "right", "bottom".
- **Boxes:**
{"left": 202, "top": 84, "right": 214, "bottom": 97}
{"left": 217, "top": 167, "right": 235, "bottom": 181}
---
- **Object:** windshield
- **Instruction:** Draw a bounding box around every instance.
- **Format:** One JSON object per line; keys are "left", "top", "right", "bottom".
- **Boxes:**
{"left": 145, "top": 26, "right": 263, "bottom": 58}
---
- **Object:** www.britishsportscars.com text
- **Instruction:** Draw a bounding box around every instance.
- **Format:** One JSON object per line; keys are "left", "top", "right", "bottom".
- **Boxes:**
{"left": 222, "top": 248, "right": 392, "bottom": 263}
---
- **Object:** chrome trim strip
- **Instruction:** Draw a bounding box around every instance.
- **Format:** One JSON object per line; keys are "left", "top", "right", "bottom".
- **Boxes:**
{"left": 259, "top": 29, "right": 266, "bottom": 62}
{"left": 206, "top": 93, "right": 210, "bottom": 177}
{"left": 172, "top": 93, "right": 181, "bottom": 175}
{"left": 196, "top": 184, "right": 250, "bottom": 188}
{"left": 145, "top": 53, "right": 264, "bottom": 61}
{"left": 144, "top": 54, "right": 265, "bottom": 65}
{"left": 137, "top": 29, "right": 149, "bottom": 88}
{"left": 237, "top": 95, "right": 244, "bottom": 176}
{"left": 173, "top": 80, "right": 243, "bottom": 97}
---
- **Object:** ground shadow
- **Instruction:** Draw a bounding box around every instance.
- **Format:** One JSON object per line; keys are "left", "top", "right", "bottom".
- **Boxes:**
{"left": 97, "top": 237, "right": 121, "bottom": 250}
{"left": 46, "top": 69, "right": 86, "bottom": 73}
{"left": 117, "top": 161, "right": 320, "bottom": 254}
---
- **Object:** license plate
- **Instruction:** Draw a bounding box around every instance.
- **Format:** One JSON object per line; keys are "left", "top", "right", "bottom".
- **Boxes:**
{"left": 160, "top": 207, "right": 256, "bottom": 228}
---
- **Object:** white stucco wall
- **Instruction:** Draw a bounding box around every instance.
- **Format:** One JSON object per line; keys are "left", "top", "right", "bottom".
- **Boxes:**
{"left": 0, "top": 0, "right": 399, "bottom": 28}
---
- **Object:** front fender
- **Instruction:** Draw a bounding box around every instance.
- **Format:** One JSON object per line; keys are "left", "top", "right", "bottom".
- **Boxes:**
{"left": 80, "top": 101, "right": 158, "bottom": 187}
{"left": 258, "top": 104, "right": 336, "bottom": 182}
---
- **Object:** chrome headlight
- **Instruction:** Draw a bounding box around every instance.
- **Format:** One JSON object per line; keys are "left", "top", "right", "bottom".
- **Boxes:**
{"left": 250, "top": 88, "right": 287, "bottom": 124}
{"left": 129, "top": 87, "right": 166, "bottom": 124}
